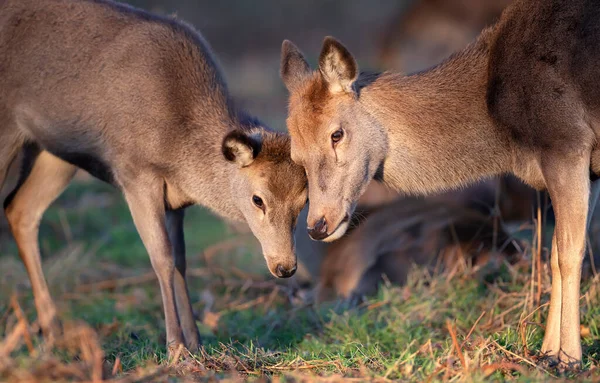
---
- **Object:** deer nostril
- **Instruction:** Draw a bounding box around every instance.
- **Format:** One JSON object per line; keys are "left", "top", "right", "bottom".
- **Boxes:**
{"left": 275, "top": 264, "right": 296, "bottom": 278}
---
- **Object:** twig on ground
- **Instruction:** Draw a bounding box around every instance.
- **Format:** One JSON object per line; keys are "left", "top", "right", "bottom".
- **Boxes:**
{"left": 367, "top": 300, "right": 390, "bottom": 311}
{"left": 461, "top": 311, "right": 486, "bottom": 349}
{"left": 490, "top": 339, "right": 554, "bottom": 377}
{"left": 446, "top": 320, "right": 467, "bottom": 372}
{"left": 75, "top": 272, "right": 157, "bottom": 293}
{"left": 224, "top": 295, "right": 267, "bottom": 312}
{"left": 481, "top": 362, "right": 528, "bottom": 377}
{"left": 0, "top": 321, "right": 25, "bottom": 362}
{"left": 9, "top": 295, "right": 34, "bottom": 355}
{"left": 111, "top": 356, "right": 122, "bottom": 377}
{"left": 200, "top": 236, "right": 255, "bottom": 265}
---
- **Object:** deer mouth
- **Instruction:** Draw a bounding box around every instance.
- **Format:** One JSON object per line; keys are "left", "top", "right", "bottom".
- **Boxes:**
{"left": 321, "top": 214, "right": 350, "bottom": 243}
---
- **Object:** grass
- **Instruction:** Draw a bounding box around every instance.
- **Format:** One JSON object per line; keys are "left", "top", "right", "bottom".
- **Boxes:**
{"left": 1, "top": 177, "right": 600, "bottom": 382}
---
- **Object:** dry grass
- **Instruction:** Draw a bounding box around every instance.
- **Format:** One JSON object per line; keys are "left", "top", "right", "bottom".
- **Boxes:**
{"left": 3, "top": 247, "right": 600, "bottom": 382}
{"left": 2, "top": 181, "right": 600, "bottom": 382}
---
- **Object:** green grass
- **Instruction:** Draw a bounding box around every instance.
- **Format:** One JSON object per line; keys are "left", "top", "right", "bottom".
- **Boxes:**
{"left": 1, "top": 177, "right": 600, "bottom": 382}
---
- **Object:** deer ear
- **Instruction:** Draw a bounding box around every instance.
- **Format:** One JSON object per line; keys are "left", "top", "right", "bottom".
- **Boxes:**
{"left": 222, "top": 130, "right": 262, "bottom": 168}
{"left": 319, "top": 36, "right": 358, "bottom": 94}
{"left": 280, "top": 39, "right": 311, "bottom": 92}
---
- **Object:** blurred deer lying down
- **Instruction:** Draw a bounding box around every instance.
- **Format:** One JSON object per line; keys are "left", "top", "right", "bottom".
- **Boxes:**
{"left": 379, "top": 0, "right": 512, "bottom": 72}
{"left": 301, "top": 177, "right": 533, "bottom": 301}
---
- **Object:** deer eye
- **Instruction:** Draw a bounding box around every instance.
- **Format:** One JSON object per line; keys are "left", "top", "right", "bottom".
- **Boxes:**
{"left": 331, "top": 129, "right": 344, "bottom": 146}
{"left": 252, "top": 195, "right": 264, "bottom": 210}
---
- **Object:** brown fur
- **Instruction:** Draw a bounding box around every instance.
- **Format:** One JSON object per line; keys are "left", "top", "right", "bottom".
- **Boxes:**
{"left": 0, "top": 0, "right": 307, "bottom": 355}
{"left": 281, "top": 0, "right": 600, "bottom": 369}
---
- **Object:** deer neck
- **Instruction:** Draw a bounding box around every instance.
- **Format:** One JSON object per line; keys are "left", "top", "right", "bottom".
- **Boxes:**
{"left": 359, "top": 30, "right": 511, "bottom": 195}
{"left": 164, "top": 117, "right": 245, "bottom": 222}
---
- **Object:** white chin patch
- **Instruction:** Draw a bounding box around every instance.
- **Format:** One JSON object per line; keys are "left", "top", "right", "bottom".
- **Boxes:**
{"left": 323, "top": 220, "right": 349, "bottom": 242}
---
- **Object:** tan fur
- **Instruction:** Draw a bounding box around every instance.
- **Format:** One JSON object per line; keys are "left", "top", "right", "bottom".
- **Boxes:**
{"left": 281, "top": 0, "right": 600, "bottom": 369}
{"left": 0, "top": 0, "right": 307, "bottom": 355}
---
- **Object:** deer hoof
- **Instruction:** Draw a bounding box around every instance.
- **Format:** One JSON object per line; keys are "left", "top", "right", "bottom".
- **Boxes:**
{"left": 556, "top": 359, "right": 582, "bottom": 375}
{"left": 184, "top": 336, "right": 201, "bottom": 354}
{"left": 537, "top": 353, "right": 559, "bottom": 369}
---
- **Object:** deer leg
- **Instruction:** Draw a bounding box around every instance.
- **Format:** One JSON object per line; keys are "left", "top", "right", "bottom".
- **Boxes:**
{"left": 541, "top": 231, "right": 560, "bottom": 362}
{"left": 122, "top": 180, "right": 184, "bottom": 356}
{"left": 166, "top": 208, "right": 200, "bottom": 351}
{"left": 542, "top": 154, "right": 590, "bottom": 370}
{"left": 4, "top": 150, "right": 76, "bottom": 341}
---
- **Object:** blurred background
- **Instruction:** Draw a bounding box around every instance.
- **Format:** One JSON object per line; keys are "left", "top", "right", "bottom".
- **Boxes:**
{"left": 125, "top": 0, "right": 405, "bottom": 128}
{"left": 3, "top": 1, "right": 600, "bottom": 379}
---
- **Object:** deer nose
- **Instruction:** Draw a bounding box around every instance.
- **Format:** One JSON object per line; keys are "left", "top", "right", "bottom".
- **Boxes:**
{"left": 307, "top": 217, "right": 328, "bottom": 240}
{"left": 275, "top": 264, "right": 297, "bottom": 278}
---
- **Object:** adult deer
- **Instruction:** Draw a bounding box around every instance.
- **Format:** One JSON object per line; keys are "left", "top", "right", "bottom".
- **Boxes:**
{"left": 280, "top": 0, "right": 599, "bottom": 370}
{"left": 0, "top": 0, "right": 307, "bottom": 355}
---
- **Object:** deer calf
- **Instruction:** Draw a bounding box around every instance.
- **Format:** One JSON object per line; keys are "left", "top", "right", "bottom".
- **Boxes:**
{"left": 0, "top": 0, "right": 307, "bottom": 355}
{"left": 281, "top": 0, "right": 599, "bottom": 370}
